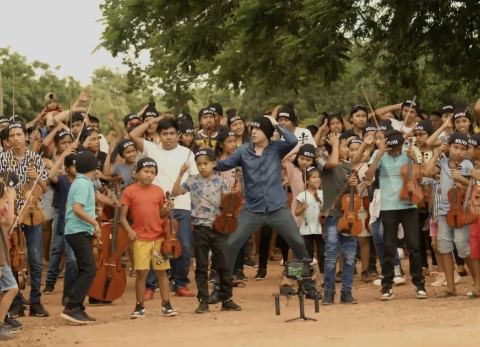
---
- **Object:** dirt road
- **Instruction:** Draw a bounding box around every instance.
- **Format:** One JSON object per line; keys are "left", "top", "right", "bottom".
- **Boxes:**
{"left": 5, "top": 262, "right": 480, "bottom": 347}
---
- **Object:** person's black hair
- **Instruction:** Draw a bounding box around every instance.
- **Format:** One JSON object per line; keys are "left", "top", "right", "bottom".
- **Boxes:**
{"left": 326, "top": 113, "right": 345, "bottom": 132}
{"left": 157, "top": 117, "right": 178, "bottom": 133}
{"left": 307, "top": 125, "right": 318, "bottom": 137}
{"left": 89, "top": 115, "right": 100, "bottom": 124}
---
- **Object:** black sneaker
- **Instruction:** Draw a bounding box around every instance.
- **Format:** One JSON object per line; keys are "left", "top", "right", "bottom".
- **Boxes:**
{"left": 162, "top": 301, "right": 178, "bottom": 317}
{"left": 380, "top": 286, "right": 394, "bottom": 301}
{"left": 235, "top": 270, "right": 247, "bottom": 281}
{"left": 208, "top": 269, "right": 217, "bottom": 283}
{"left": 42, "top": 284, "right": 55, "bottom": 295}
{"left": 254, "top": 268, "right": 267, "bottom": 281}
{"left": 131, "top": 303, "right": 146, "bottom": 319}
{"left": 208, "top": 290, "right": 221, "bottom": 304}
{"left": 9, "top": 303, "right": 25, "bottom": 318}
{"left": 244, "top": 258, "right": 257, "bottom": 268}
{"left": 340, "top": 291, "right": 358, "bottom": 304}
{"left": 322, "top": 291, "right": 335, "bottom": 305}
{"left": 221, "top": 299, "right": 241, "bottom": 311}
{"left": 29, "top": 303, "right": 49, "bottom": 317}
{"left": 416, "top": 286, "right": 428, "bottom": 299}
{"left": 195, "top": 300, "right": 210, "bottom": 314}
{"left": 61, "top": 307, "right": 88, "bottom": 324}
{"left": 81, "top": 310, "right": 96, "bottom": 322}
{"left": 62, "top": 295, "right": 69, "bottom": 307}
{"left": 4, "top": 313, "right": 22, "bottom": 332}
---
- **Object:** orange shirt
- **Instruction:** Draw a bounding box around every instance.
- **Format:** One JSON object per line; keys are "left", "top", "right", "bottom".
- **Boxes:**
{"left": 120, "top": 183, "right": 166, "bottom": 241}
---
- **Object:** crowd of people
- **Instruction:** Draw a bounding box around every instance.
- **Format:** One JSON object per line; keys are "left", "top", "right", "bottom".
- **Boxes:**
{"left": 0, "top": 90, "right": 480, "bottom": 340}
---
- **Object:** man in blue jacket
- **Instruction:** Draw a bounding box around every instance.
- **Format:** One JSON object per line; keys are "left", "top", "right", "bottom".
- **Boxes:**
{"left": 216, "top": 115, "right": 316, "bottom": 295}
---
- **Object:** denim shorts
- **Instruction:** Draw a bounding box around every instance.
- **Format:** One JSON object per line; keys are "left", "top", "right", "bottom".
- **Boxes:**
{"left": 0, "top": 265, "right": 18, "bottom": 291}
{"left": 437, "top": 215, "right": 470, "bottom": 258}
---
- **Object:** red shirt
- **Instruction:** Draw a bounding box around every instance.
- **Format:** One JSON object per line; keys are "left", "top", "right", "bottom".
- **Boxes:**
{"left": 120, "top": 183, "right": 166, "bottom": 241}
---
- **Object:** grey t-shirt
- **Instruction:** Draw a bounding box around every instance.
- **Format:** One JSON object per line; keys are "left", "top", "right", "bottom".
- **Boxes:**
{"left": 321, "top": 161, "right": 352, "bottom": 217}
{"left": 113, "top": 163, "right": 134, "bottom": 190}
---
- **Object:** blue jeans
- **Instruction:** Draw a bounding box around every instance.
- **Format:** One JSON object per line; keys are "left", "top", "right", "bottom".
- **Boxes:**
{"left": 371, "top": 219, "right": 400, "bottom": 267}
{"left": 323, "top": 217, "right": 358, "bottom": 294}
{"left": 46, "top": 212, "right": 77, "bottom": 296}
{"left": 22, "top": 224, "right": 43, "bottom": 303}
{"left": 147, "top": 209, "right": 192, "bottom": 290}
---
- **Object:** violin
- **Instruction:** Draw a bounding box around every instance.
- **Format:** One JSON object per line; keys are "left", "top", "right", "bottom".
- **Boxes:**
{"left": 161, "top": 192, "right": 182, "bottom": 259}
{"left": 446, "top": 185, "right": 467, "bottom": 228}
{"left": 9, "top": 222, "right": 27, "bottom": 290}
{"left": 399, "top": 142, "right": 424, "bottom": 204}
{"left": 88, "top": 178, "right": 130, "bottom": 302}
{"left": 337, "top": 185, "right": 362, "bottom": 236}
{"left": 21, "top": 154, "right": 45, "bottom": 226}
{"left": 213, "top": 169, "right": 243, "bottom": 234}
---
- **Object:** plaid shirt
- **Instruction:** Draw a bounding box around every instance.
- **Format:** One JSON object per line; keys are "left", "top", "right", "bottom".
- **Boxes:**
{"left": 0, "top": 149, "right": 48, "bottom": 210}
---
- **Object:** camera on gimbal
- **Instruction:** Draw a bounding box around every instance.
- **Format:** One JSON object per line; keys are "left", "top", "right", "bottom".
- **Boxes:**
{"left": 274, "top": 258, "right": 319, "bottom": 322}
{"left": 283, "top": 258, "right": 315, "bottom": 280}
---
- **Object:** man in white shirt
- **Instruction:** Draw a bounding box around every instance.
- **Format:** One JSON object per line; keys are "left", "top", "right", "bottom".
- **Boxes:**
{"left": 277, "top": 104, "right": 317, "bottom": 148}
{"left": 130, "top": 116, "right": 198, "bottom": 297}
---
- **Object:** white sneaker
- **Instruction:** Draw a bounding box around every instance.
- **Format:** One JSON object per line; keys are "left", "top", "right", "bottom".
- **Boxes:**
{"left": 397, "top": 248, "right": 404, "bottom": 259}
{"left": 393, "top": 265, "right": 405, "bottom": 286}
{"left": 431, "top": 273, "right": 446, "bottom": 287}
{"left": 373, "top": 278, "right": 382, "bottom": 287}
{"left": 312, "top": 258, "right": 318, "bottom": 265}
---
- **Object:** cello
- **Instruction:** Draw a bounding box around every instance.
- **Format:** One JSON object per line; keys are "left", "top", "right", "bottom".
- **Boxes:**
{"left": 213, "top": 168, "right": 243, "bottom": 234}
{"left": 161, "top": 192, "right": 182, "bottom": 259}
{"left": 88, "top": 179, "right": 130, "bottom": 302}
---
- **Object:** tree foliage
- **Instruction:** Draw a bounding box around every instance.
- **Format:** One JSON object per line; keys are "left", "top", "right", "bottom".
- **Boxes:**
{"left": 100, "top": 0, "right": 480, "bottom": 111}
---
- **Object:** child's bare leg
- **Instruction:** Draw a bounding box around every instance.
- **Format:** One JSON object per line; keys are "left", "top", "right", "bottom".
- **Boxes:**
{"left": 359, "top": 237, "right": 370, "bottom": 273}
{"left": 155, "top": 270, "right": 170, "bottom": 301}
{"left": 0, "top": 287, "right": 18, "bottom": 321}
{"left": 135, "top": 270, "right": 148, "bottom": 304}
{"left": 439, "top": 253, "right": 456, "bottom": 294}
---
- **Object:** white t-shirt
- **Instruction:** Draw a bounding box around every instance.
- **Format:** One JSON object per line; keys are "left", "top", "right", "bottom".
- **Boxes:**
{"left": 142, "top": 141, "right": 198, "bottom": 211}
{"left": 293, "top": 127, "right": 317, "bottom": 147}
{"left": 99, "top": 134, "right": 109, "bottom": 154}
{"left": 296, "top": 190, "right": 323, "bottom": 235}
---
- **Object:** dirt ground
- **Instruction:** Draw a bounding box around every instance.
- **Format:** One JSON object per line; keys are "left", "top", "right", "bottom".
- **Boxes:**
{"left": 4, "top": 260, "right": 480, "bottom": 347}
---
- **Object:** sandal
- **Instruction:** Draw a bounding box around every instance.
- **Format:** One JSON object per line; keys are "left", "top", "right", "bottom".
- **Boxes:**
{"left": 440, "top": 291, "right": 457, "bottom": 298}
{"left": 466, "top": 291, "right": 479, "bottom": 299}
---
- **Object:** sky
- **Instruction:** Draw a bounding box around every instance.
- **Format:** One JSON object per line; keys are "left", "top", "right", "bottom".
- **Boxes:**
{"left": 0, "top": 0, "right": 126, "bottom": 85}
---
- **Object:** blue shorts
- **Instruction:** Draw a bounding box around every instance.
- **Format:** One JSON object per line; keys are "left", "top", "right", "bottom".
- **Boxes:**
{"left": 437, "top": 216, "right": 470, "bottom": 258}
{"left": 0, "top": 265, "right": 18, "bottom": 291}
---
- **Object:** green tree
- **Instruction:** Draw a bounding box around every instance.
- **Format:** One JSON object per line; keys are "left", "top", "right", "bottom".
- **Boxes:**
{"left": 100, "top": 1, "right": 480, "bottom": 111}
{"left": 0, "top": 47, "right": 81, "bottom": 119}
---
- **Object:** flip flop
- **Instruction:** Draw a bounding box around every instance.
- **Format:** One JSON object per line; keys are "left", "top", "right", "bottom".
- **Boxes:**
{"left": 466, "top": 291, "right": 479, "bottom": 299}
{"left": 439, "top": 291, "right": 457, "bottom": 298}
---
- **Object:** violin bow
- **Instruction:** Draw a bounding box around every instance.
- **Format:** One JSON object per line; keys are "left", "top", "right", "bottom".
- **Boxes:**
{"left": 78, "top": 96, "right": 94, "bottom": 137}
{"left": 8, "top": 169, "right": 44, "bottom": 236}
{"left": 304, "top": 168, "right": 308, "bottom": 227}
{"left": 361, "top": 87, "right": 380, "bottom": 129}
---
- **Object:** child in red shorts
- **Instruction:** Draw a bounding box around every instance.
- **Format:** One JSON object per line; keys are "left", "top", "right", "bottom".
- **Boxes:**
{"left": 120, "top": 158, "right": 177, "bottom": 318}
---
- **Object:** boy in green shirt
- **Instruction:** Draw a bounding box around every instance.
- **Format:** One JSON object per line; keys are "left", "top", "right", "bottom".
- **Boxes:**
{"left": 61, "top": 151, "right": 101, "bottom": 325}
